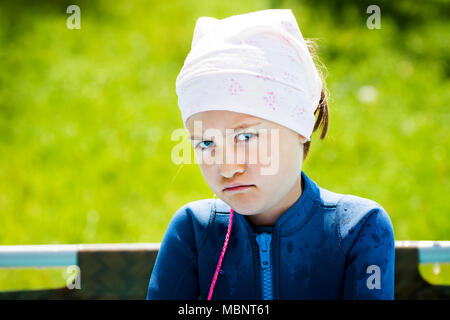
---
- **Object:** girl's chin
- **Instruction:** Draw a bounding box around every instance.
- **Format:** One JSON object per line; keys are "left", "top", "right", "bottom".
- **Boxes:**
{"left": 216, "top": 188, "right": 264, "bottom": 214}
{"left": 227, "top": 200, "right": 264, "bottom": 216}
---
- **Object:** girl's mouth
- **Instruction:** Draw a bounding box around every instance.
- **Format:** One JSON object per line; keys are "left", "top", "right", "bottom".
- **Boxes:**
{"left": 223, "top": 185, "right": 255, "bottom": 193}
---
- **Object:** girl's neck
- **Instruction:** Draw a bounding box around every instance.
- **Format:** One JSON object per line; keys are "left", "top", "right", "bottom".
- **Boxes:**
{"left": 246, "top": 174, "right": 304, "bottom": 227}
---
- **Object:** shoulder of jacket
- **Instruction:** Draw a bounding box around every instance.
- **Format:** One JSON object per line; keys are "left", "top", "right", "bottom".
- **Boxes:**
{"left": 316, "top": 186, "right": 347, "bottom": 208}
{"left": 334, "top": 194, "right": 392, "bottom": 255}
{"left": 171, "top": 198, "right": 219, "bottom": 250}
{"left": 174, "top": 198, "right": 216, "bottom": 223}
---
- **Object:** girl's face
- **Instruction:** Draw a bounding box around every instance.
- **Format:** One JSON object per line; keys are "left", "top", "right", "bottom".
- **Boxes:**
{"left": 186, "top": 110, "right": 307, "bottom": 224}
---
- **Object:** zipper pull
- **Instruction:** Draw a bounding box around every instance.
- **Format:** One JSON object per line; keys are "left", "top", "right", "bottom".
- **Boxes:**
{"left": 255, "top": 232, "right": 271, "bottom": 268}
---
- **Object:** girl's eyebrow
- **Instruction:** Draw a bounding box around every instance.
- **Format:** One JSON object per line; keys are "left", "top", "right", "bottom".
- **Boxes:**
{"left": 232, "top": 121, "right": 262, "bottom": 130}
{"left": 189, "top": 121, "right": 262, "bottom": 140}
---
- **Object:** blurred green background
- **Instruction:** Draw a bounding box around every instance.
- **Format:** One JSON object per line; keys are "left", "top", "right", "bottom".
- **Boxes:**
{"left": 0, "top": 0, "right": 449, "bottom": 289}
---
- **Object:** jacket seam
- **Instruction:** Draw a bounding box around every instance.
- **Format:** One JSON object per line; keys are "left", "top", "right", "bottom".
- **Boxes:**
{"left": 282, "top": 190, "right": 325, "bottom": 236}
{"left": 335, "top": 195, "right": 349, "bottom": 257}
{"left": 198, "top": 199, "right": 216, "bottom": 252}
{"left": 274, "top": 231, "right": 279, "bottom": 299}
{"left": 246, "top": 227, "right": 261, "bottom": 299}
{"left": 345, "top": 207, "right": 380, "bottom": 259}
{"left": 171, "top": 259, "right": 198, "bottom": 299}
{"left": 254, "top": 235, "right": 261, "bottom": 299}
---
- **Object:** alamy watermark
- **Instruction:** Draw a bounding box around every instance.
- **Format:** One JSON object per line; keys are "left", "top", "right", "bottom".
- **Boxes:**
{"left": 65, "top": 265, "right": 81, "bottom": 290}
{"left": 171, "top": 121, "right": 283, "bottom": 176}
{"left": 366, "top": 264, "right": 381, "bottom": 289}
{"left": 66, "top": 5, "right": 81, "bottom": 29}
{"left": 366, "top": 5, "right": 381, "bottom": 29}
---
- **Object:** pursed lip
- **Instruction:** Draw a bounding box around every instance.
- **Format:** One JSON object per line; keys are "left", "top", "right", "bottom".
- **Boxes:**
{"left": 223, "top": 183, "right": 255, "bottom": 191}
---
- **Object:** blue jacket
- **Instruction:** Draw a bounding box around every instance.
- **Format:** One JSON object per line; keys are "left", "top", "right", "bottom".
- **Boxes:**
{"left": 147, "top": 170, "right": 395, "bottom": 300}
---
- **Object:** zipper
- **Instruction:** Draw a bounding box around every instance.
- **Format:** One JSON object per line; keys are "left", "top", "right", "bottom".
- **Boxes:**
{"left": 255, "top": 232, "right": 273, "bottom": 300}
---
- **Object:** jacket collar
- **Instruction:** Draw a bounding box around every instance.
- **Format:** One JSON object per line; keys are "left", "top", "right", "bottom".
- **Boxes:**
{"left": 231, "top": 170, "right": 321, "bottom": 236}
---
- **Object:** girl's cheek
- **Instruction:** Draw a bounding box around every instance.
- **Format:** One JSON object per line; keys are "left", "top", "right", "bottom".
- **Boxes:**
{"left": 247, "top": 139, "right": 259, "bottom": 165}
{"left": 195, "top": 147, "right": 216, "bottom": 165}
{"left": 198, "top": 162, "right": 215, "bottom": 181}
{"left": 256, "top": 134, "right": 270, "bottom": 167}
{"left": 235, "top": 142, "right": 249, "bottom": 164}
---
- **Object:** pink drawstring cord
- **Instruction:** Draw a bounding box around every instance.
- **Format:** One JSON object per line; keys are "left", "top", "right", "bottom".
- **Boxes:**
{"left": 207, "top": 208, "right": 234, "bottom": 300}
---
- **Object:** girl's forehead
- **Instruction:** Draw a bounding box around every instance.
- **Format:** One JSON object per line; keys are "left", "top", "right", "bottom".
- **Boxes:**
{"left": 186, "top": 110, "right": 273, "bottom": 131}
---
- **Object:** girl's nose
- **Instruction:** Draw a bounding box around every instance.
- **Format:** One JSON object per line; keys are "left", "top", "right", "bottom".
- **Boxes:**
{"left": 220, "top": 162, "right": 245, "bottom": 179}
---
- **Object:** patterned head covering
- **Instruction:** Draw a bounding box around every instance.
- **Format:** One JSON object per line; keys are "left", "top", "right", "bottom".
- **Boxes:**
{"left": 176, "top": 9, "right": 322, "bottom": 141}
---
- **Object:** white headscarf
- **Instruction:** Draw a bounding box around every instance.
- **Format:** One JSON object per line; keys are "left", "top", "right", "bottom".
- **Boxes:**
{"left": 176, "top": 9, "right": 322, "bottom": 141}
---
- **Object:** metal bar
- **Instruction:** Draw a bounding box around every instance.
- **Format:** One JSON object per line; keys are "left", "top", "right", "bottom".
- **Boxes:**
{"left": 0, "top": 241, "right": 448, "bottom": 268}
{"left": 396, "top": 241, "right": 450, "bottom": 264}
{"left": 0, "top": 243, "right": 160, "bottom": 267}
{"left": 0, "top": 244, "right": 79, "bottom": 267}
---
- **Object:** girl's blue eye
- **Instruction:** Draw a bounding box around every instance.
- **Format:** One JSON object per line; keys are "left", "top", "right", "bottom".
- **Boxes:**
{"left": 195, "top": 132, "right": 257, "bottom": 151}
{"left": 236, "top": 132, "right": 257, "bottom": 142}
{"left": 197, "top": 141, "right": 214, "bottom": 150}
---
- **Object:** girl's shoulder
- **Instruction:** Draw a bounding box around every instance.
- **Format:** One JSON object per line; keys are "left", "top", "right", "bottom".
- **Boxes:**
{"left": 171, "top": 197, "right": 230, "bottom": 221}
{"left": 313, "top": 179, "right": 394, "bottom": 256}
{"left": 169, "top": 198, "right": 218, "bottom": 232}
{"left": 165, "top": 198, "right": 221, "bottom": 249}
{"left": 316, "top": 185, "right": 393, "bottom": 233}
{"left": 329, "top": 191, "right": 395, "bottom": 256}
{"left": 315, "top": 183, "right": 392, "bottom": 229}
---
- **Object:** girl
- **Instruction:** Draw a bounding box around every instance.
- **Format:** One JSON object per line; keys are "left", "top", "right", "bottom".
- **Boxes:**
{"left": 147, "top": 8, "right": 395, "bottom": 300}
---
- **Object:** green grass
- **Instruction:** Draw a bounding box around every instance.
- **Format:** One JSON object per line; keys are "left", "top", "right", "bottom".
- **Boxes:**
{"left": 0, "top": 0, "right": 448, "bottom": 289}
{"left": 0, "top": 267, "right": 75, "bottom": 291}
{"left": 419, "top": 263, "right": 450, "bottom": 286}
